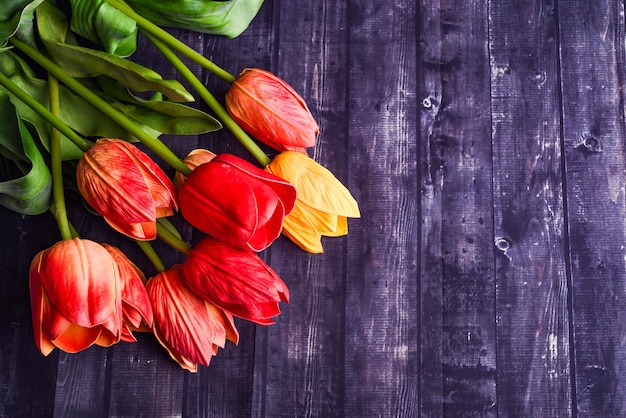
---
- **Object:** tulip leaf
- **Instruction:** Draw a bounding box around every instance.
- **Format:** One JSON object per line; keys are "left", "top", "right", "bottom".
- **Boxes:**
{"left": 125, "top": 0, "right": 265, "bottom": 38}
{"left": 96, "top": 76, "right": 222, "bottom": 134}
{"left": 37, "top": 1, "right": 194, "bottom": 102}
{"left": 68, "top": 0, "right": 138, "bottom": 57}
{"left": 0, "top": 0, "right": 44, "bottom": 51}
{"left": 0, "top": 93, "right": 52, "bottom": 215}
{"left": 157, "top": 217, "right": 182, "bottom": 240}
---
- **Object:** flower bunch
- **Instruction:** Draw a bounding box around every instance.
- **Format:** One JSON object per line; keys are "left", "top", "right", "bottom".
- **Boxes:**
{"left": 0, "top": 0, "right": 359, "bottom": 371}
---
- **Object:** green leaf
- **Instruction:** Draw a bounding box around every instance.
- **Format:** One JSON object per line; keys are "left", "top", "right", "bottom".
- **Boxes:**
{"left": 0, "top": 93, "right": 52, "bottom": 215}
{"left": 0, "top": 0, "right": 44, "bottom": 50}
{"left": 97, "top": 76, "right": 222, "bottom": 135}
{"left": 37, "top": 1, "right": 194, "bottom": 102}
{"left": 126, "top": 0, "right": 264, "bottom": 38}
{"left": 0, "top": 52, "right": 87, "bottom": 160}
{"left": 69, "top": 0, "right": 138, "bottom": 57}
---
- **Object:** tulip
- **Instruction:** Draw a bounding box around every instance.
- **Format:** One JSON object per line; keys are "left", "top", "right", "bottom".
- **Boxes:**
{"left": 173, "top": 148, "right": 216, "bottom": 189}
{"left": 265, "top": 151, "right": 361, "bottom": 253}
{"left": 76, "top": 138, "right": 178, "bottom": 241}
{"left": 29, "top": 238, "right": 123, "bottom": 355}
{"left": 146, "top": 265, "right": 239, "bottom": 372}
{"left": 182, "top": 237, "right": 290, "bottom": 325}
{"left": 102, "top": 244, "right": 153, "bottom": 342}
{"left": 225, "top": 68, "right": 319, "bottom": 153}
{"left": 178, "top": 153, "right": 297, "bottom": 251}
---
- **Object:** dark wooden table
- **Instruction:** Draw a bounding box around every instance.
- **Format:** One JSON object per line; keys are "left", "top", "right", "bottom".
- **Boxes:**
{"left": 2, "top": 0, "right": 626, "bottom": 416}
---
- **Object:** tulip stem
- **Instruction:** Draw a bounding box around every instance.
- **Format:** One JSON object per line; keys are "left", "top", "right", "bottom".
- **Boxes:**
{"left": 103, "top": 0, "right": 236, "bottom": 84}
{"left": 9, "top": 37, "right": 192, "bottom": 177}
{"left": 146, "top": 34, "right": 271, "bottom": 167}
{"left": 48, "top": 74, "right": 72, "bottom": 241}
{"left": 136, "top": 240, "right": 166, "bottom": 273}
{"left": 156, "top": 222, "right": 191, "bottom": 254}
{"left": 0, "top": 72, "right": 91, "bottom": 153}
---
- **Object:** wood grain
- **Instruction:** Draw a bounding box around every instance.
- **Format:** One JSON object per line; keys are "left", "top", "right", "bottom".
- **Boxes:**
{"left": 558, "top": 0, "right": 626, "bottom": 415}
{"left": 489, "top": 0, "right": 573, "bottom": 416}
{"left": 344, "top": 1, "right": 419, "bottom": 416}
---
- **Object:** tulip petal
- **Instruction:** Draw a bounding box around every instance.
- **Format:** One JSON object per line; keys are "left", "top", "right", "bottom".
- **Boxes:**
{"left": 226, "top": 68, "right": 318, "bottom": 151}
{"left": 183, "top": 238, "right": 289, "bottom": 324}
{"left": 51, "top": 323, "right": 102, "bottom": 353}
{"left": 78, "top": 141, "right": 158, "bottom": 222}
{"left": 104, "top": 218, "right": 157, "bottom": 241}
{"left": 102, "top": 244, "right": 153, "bottom": 327}
{"left": 38, "top": 239, "right": 120, "bottom": 331}
{"left": 180, "top": 161, "right": 258, "bottom": 246}
{"left": 218, "top": 154, "right": 297, "bottom": 215}
{"left": 267, "top": 151, "right": 360, "bottom": 217}
{"left": 29, "top": 254, "right": 59, "bottom": 356}
{"left": 147, "top": 266, "right": 234, "bottom": 370}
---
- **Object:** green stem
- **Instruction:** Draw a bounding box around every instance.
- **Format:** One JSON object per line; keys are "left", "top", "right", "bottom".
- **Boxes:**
{"left": 9, "top": 37, "right": 191, "bottom": 176}
{"left": 147, "top": 34, "right": 271, "bottom": 166}
{"left": 136, "top": 240, "right": 166, "bottom": 273}
{"left": 103, "top": 0, "right": 236, "bottom": 84}
{"left": 156, "top": 222, "right": 191, "bottom": 254}
{"left": 48, "top": 75, "right": 72, "bottom": 240}
{"left": 0, "top": 72, "right": 91, "bottom": 152}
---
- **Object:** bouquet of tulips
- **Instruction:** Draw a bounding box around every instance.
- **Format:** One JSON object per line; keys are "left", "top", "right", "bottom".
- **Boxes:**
{"left": 0, "top": 0, "right": 359, "bottom": 372}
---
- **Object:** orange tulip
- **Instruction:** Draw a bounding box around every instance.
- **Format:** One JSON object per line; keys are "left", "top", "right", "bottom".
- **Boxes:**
{"left": 225, "top": 68, "right": 319, "bottom": 153}
{"left": 146, "top": 265, "right": 239, "bottom": 372}
{"left": 173, "top": 148, "right": 216, "bottom": 189}
{"left": 29, "top": 238, "right": 123, "bottom": 355}
{"left": 102, "top": 244, "right": 153, "bottom": 342}
{"left": 76, "top": 138, "right": 178, "bottom": 241}
{"left": 182, "top": 237, "right": 290, "bottom": 325}
{"left": 265, "top": 151, "right": 360, "bottom": 253}
{"left": 178, "top": 153, "right": 297, "bottom": 251}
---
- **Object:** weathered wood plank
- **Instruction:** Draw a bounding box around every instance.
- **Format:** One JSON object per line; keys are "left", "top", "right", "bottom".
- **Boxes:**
{"left": 420, "top": 0, "right": 497, "bottom": 415}
{"left": 345, "top": 1, "right": 419, "bottom": 416}
{"left": 257, "top": 1, "right": 351, "bottom": 417}
{"left": 488, "top": 1, "right": 573, "bottom": 416}
{"left": 419, "top": 2, "right": 445, "bottom": 414}
{"left": 558, "top": 0, "right": 626, "bottom": 415}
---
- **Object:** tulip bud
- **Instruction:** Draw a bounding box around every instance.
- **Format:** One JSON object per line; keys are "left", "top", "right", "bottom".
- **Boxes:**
{"left": 146, "top": 265, "right": 238, "bottom": 372}
{"left": 265, "top": 151, "right": 360, "bottom": 253}
{"left": 173, "top": 148, "right": 216, "bottom": 189}
{"left": 76, "top": 138, "right": 178, "bottom": 241}
{"left": 182, "top": 237, "right": 290, "bottom": 325}
{"left": 179, "top": 153, "right": 297, "bottom": 251}
{"left": 226, "top": 68, "right": 319, "bottom": 153}
{"left": 29, "top": 238, "right": 123, "bottom": 355}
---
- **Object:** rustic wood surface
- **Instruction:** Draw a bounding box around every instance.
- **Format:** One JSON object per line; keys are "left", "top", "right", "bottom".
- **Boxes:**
{"left": 2, "top": 0, "right": 626, "bottom": 416}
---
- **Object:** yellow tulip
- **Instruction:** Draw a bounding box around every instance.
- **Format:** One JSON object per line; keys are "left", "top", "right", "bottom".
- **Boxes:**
{"left": 265, "top": 151, "right": 360, "bottom": 253}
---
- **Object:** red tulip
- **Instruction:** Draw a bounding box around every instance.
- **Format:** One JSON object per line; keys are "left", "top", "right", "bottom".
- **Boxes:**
{"left": 29, "top": 238, "right": 123, "bottom": 355}
{"left": 76, "top": 138, "right": 178, "bottom": 241}
{"left": 102, "top": 244, "right": 153, "bottom": 342}
{"left": 226, "top": 68, "right": 319, "bottom": 153}
{"left": 182, "top": 237, "right": 290, "bottom": 325}
{"left": 178, "top": 153, "right": 297, "bottom": 251}
{"left": 146, "top": 265, "right": 239, "bottom": 372}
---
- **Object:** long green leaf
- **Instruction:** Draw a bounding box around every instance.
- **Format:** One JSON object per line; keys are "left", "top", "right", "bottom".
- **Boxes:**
{"left": 37, "top": 1, "right": 194, "bottom": 102}
{"left": 126, "top": 0, "right": 264, "bottom": 38}
{"left": 69, "top": 0, "right": 138, "bottom": 57}
{"left": 96, "top": 76, "right": 222, "bottom": 134}
{"left": 0, "top": 93, "right": 52, "bottom": 215}
{"left": 0, "top": 0, "right": 44, "bottom": 50}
